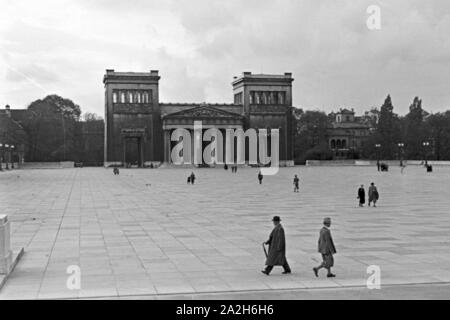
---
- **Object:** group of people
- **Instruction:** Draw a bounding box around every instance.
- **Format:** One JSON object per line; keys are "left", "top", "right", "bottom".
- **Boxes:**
{"left": 224, "top": 164, "right": 239, "bottom": 173}
{"left": 357, "top": 182, "right": 379, "bottom": 207}
{"left": 187, "top": 172, "right": 196, "bottom": 184}
{"left": 262, "top": 216, "right": 337, "bottom": 278}
{"left": 257, "top": 172, "right": 300, "bottom": 193}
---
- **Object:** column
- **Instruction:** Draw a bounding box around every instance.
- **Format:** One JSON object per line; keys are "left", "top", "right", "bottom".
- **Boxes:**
{"left": 122, "top": 137, "right": 126, "bottom": 167}
{"left": 191, "top": 129, "right": 195, "bottom": 165}
{"left": 163, "top": 130, "right": 171, "bottom": 164}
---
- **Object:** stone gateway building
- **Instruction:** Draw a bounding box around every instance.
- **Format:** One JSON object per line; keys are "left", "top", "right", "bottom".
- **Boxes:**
{"left": 103, "top": 70, "right": 295, "bottom": 167}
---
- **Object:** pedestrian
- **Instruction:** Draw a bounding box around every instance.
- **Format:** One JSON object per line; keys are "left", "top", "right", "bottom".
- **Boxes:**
{"left": 224, "top": 164, "right": 228, "bottom": 170}
{"left": 113, "top": 167, "right": 120, "bottom": 175}
{"left": 377, "top": 160, "right": 380, "bottom": 172}
{"left": 190, "top": 172, "right": 196, "bottom": 185}
{"left": 368, "top": 182, "right": 379, "bottom": 207}
{"left": 258, "top": 170, "right": 263, "bottom": 184}
{"left": 261, "top": 216, "right": 291, "bottom": 275}
{"left": 234, "top": 165, "right": 238, "bottom": 173}
{"left": 187, "top": 176, "right": 191, "bottom": 184}
{"left": 293, "top": 174, "right": 299, "bottom": 192}
{"left": 401, "top": 163, "right": 406, "bottom": 174}
{"left": 313, "top": 217, "right": 337, "bottom": 278}
{"left": 357, "top": 184, "right": 365, "bottom": 207}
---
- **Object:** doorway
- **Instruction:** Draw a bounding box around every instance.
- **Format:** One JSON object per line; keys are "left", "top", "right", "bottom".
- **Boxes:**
{"left": 123, "top": 137, "right": 143, "bottom": 167}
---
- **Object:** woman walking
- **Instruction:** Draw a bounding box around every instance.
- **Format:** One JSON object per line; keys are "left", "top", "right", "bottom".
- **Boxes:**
{"left": 357, "top": 185, "right": 365, "bottom": 207}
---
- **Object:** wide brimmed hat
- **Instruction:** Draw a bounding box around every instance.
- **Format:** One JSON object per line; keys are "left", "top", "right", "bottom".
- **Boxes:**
{"left": 272, "top": 216, "right": 281, "bottom": 222}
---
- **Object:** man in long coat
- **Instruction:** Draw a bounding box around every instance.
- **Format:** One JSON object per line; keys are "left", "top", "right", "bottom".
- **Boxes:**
{"left": 258, "top": 171, "right": 263, "bottom": 184}
{"left": 368, "top": 182, "right": 379, "bottom": 207}
{"left": 261, "top": 216, "right": 291, "bottom": 275}
{"left": 293, "top": 174, "right": 300, "bottom": 192}
{"left": 313, "top": 217, "right": 337, "bottom": 278}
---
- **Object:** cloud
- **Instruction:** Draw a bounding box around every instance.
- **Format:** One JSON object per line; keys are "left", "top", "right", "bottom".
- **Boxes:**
{"left": 1, "top": 0, "right": 450, "bottom": 115}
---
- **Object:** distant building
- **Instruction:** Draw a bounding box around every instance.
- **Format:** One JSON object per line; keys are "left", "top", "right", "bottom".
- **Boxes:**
{"left": 0, "top": 105, "right": 28, "bottom": 166}
{"left": 327, "top": 108, "right": 374, "bottom": 159}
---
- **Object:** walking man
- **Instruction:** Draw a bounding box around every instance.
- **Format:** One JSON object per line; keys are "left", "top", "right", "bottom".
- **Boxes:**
{"left": 357, "top": 184, "right": 365, "bottom": 207}
{"left": 262, "top": 216, "right": 291, "bottom": 275}
{"left": 368, "top": 182, "right": 379, "bottom": 207}
{"left": 258, "top": 170, "right": 263, "bottom": 184}
{"left": 293, "top": 174, "right": 300, "bottom": 192}
{"left": 190, "top": 172, "right": 196, "bottom": 185}
{"left": 313, "top": 217, "right": 337, "bottom": 278}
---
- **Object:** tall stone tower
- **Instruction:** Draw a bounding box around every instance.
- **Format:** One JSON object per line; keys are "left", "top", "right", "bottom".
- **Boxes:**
{"left": 103, "top": 70, "right": 163, "bottom": 167}
{"left": 232, "top": 72, "right": 295, "bottom": 165}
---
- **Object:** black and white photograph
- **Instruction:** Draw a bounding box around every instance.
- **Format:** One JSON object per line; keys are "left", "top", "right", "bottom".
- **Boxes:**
{"left": 1, "top": 0, "right": 450, "bottom": 308}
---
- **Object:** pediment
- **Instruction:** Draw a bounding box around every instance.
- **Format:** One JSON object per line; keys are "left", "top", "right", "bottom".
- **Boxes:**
{"left": 163, "top": 106, "right": 242, "bottom": 119}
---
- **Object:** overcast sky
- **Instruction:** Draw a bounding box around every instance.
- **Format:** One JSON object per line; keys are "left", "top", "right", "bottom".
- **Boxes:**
{"left": 1, "top": 0, "right": 450, "bottom": 116}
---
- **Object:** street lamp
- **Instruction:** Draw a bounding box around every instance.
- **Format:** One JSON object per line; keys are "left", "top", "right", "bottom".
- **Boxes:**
{"left": 0, "top": 143, "right": 3, "bottom": 171}
{"left": 375, "top": 144, "right": 381, "bottom": 171}
{"left": 11, "top": 145, "right": 15, "bottom": 169}
{"left": 4, "top": 144, "right": 9, "bottom": 170}
{"left": 422, "top": 141, "right": 430, "bottom": 166}
{"left": 397, "top": 142, "right": 405, "bottom": 167}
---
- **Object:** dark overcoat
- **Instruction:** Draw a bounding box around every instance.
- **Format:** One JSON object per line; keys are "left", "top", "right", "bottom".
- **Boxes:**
{"left": 265, "top": 224, "right": 287, "bottom": 266}
{"left": 318, "top": 227, "right": 337, "bottom": 255}
{"left": 358, "top": 187, "right": 365, "bottom": 204}
{"left": 368, "top": 186, "right": 379, "bottom": 202}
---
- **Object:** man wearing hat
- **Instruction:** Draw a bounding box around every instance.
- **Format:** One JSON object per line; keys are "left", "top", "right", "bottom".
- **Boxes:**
{"left": 261, "top": 216, "right": 291, "bottom": 275}
{"left": 313, "top": 217, "right": 337, "bottom": 278}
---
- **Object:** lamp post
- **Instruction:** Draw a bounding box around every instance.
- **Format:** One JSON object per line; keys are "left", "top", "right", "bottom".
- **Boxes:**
{"left": 0, "top": 143, "right": 3, "bottom": 171}
{"left": 10, "top": 145, "right": 14, "bottom": 169}
{"left": 4, "top": 144, "right": 9, "bottom": 170}
{"left": 422, "top": 141, "right": 430, "bottom": 166}
{"left": 397, "top": 142, "right": 405, "bottom": 167}
{"left": 375, "top": 144, "right": 381, "bottom": 171}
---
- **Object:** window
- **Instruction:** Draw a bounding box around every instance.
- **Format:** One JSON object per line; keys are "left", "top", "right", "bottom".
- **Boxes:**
{"left": 268, "top": 92, "right": 274, "bottom": 104}
{"left": 234, "top": 93, "right": 243, "bottom": 104}
{"left": 120, "top": 91, "right": 126, "bottom": 103}
{"left": 262, "top": 92, "right": 267, "bottom": 104}
{"left": 113, "top": 92, "right": 118, "bottom": 103}
{"left": 278, "top": 92, "right": 285, "bottom": 105}
{"left": 135, "top": 92, "right": 141, "bottom": 103}
{"left": 128, "top": 91, "right": 133, "bottom": 103}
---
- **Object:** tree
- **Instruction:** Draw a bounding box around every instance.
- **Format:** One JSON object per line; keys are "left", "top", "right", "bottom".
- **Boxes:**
{"left": 22, "top": 95, "right": 81, "bottom": 161}
{"left": 82, "top": 112, "right": 103, "bottom": 122}
{"left": 403, "top": 97, "right": 427, "bottom": 159}
{"left": 374, "top": 95, "right": 401, "bottom": 159}
{"left": 294, "top": 110, "right": 331, "bottom": 163}
{"left": 423, "top": 111, "right": 450, "bottom": 160}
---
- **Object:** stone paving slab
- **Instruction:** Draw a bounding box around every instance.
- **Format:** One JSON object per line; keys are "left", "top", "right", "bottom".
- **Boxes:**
{"left": 0, "top": 166, "right": 450, "bottom": 299}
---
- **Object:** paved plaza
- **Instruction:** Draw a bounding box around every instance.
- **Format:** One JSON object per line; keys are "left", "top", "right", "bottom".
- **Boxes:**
{"left": 1, "top": 165, "right": 450, "bottom": 299}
